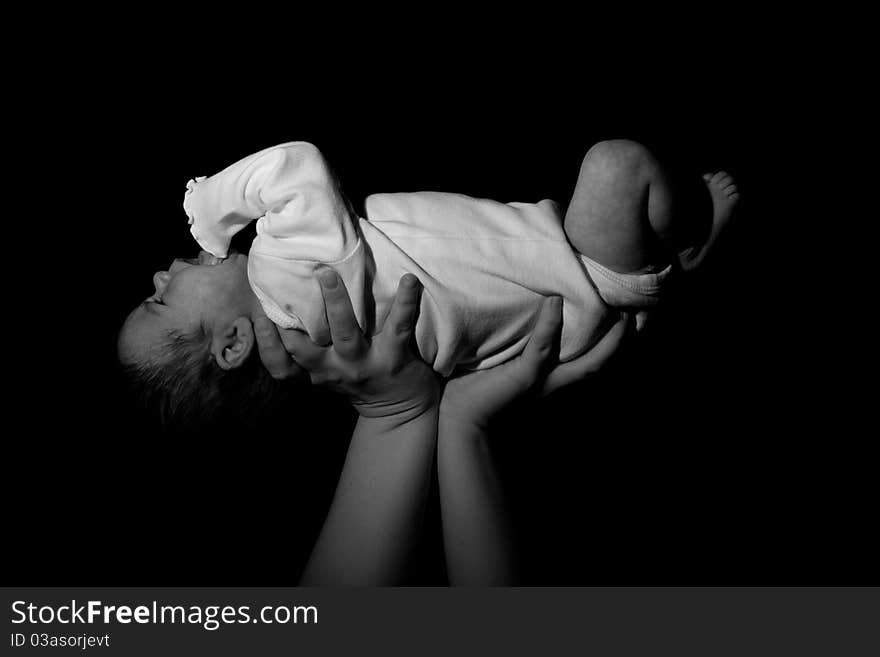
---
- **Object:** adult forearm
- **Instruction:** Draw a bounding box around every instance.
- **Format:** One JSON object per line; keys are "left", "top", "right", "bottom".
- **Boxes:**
{"left": 300, "top": 407, "right": 438, "bottom": 586}
{"left": 438, "top": 413, "right": 517, "bottom": 586}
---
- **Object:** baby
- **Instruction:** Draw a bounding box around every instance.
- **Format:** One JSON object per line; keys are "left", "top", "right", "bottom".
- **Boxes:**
{"left": 118, "top": 140, "right": 738, "bottom": 427}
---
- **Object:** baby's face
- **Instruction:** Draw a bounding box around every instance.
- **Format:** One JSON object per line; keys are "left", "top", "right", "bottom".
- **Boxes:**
{"left": 118, "top": 251, "right": 254, "bottom": 366}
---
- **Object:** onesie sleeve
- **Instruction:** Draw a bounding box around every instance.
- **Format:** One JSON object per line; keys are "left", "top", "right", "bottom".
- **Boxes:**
{"left": 183, "top": 141, "right": 358, "bottom": 260}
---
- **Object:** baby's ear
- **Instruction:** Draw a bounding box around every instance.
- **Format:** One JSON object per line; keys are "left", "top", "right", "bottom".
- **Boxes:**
{"left": 212, "top": 316, "right": 255, "bottom": 371}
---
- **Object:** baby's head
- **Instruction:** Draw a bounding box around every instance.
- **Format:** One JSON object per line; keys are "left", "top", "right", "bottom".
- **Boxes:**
{"left": 117, "top": 250, "right": 289, "bottom": 430}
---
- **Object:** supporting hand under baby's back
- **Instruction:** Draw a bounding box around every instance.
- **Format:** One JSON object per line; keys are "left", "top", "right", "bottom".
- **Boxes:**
{"left": 441, "top": 300, "right": 634, "bottom": 430}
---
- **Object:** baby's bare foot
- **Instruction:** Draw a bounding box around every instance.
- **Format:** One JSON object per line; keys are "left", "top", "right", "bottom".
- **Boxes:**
{"left": 702, "top": 171, "right": 740, "bottom": 232}
{"left": 679, "top": 171, "right": 740, "bottom": 271}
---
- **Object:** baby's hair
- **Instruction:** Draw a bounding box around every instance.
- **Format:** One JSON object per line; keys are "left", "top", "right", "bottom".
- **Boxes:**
{"left": 122, "top": 321, "right": 288, "bottom": 433}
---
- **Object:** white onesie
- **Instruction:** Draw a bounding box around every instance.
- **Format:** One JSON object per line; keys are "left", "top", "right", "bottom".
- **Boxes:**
{"left": 184, "top": 142, "right": 668, "bottom": 375}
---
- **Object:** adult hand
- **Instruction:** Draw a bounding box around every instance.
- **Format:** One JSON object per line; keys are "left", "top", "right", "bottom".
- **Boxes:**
{"left": 441, "top": 298, "right": 633, "bottom": 428}
{"left": 255, "top": 268, "right": 439, "bottom": 419}
{"left": 253, "top": 311, "right": 310, "bottom": 384}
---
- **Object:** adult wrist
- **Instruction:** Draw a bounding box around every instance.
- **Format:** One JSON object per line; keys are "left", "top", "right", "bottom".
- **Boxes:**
{"left": 439, "top": 407, "right": 491, "bottom": 440}
{"left": 355, "top": 387, "right": 440, "bottom": 422}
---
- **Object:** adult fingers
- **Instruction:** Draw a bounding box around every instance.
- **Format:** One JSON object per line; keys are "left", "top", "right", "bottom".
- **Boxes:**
{"left": 317, "top": 267, "right": 369, "bottom": 360}
{"left": 254, "top": 315, "right": 300, "bottom": 380}
{"left": 540, "top": 312, "right": 633, "bottom": 395}
{"left": 381, "top": 273, "right": 423, "bottom": 354}
{"left": 480, "top": 296, "right": 562, "bottom": 402}
{"left": 278, "top": 327, "right": 326, "bottom": 371}
{"left": 519, "top": 296, "right": 564, "bottom": 379}
{"left": 444, "top": 297, "right": 563, "bottom": 411}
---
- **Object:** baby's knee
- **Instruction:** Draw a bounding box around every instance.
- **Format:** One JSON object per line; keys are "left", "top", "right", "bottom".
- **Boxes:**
{"left": 581, "top": 139, "right": 658, "bottom": 180}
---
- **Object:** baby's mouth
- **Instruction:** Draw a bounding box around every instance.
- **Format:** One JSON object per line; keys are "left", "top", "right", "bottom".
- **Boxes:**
{"left": 179, "top": 249, "right": 238, "bottom": 267}
{"left": 193, "top": 250, "right": 226, "bottom": 266}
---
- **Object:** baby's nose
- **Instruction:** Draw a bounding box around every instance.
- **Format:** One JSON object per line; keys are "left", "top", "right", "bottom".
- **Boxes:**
{"left": 153, "top": 271, "right": 171, "bottom": 295}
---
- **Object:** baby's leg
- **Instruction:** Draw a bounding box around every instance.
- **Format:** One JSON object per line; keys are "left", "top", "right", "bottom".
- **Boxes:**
{"left": 564, "top": 139, "right": 739, "bottom": 273}
{"left": 563, "top": 139, "right": 677, "bottom": 273}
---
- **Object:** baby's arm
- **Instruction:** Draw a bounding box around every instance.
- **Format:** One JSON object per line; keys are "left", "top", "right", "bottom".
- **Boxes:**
{"left": 183, "top": 141, "right": 358, "bottom": 259}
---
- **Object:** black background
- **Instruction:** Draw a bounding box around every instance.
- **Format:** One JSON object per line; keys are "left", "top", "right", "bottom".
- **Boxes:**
{"left": 5, "top": 24, "right": 871, "bottom": 586}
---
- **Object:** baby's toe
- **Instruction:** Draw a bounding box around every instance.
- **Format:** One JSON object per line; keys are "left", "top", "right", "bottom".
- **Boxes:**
{"left": 715, "top": 171, "right": 734, "bottom": 185}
